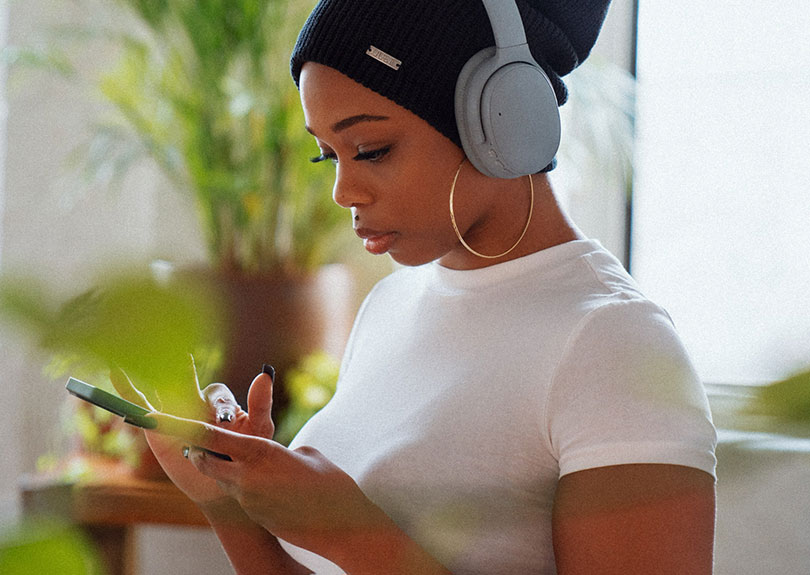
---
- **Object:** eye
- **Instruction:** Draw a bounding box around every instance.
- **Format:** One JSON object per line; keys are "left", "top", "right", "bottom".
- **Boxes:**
{"left": 310, "top": 151, "right": 338, "bottom": 165}
{"left": 353, "top": 146, "right": 391, "bottom": 162}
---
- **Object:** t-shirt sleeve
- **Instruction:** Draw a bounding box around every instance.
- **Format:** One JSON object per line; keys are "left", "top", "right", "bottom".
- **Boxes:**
{"left": 546, "top": 299, "right": 717, "bottom": 479}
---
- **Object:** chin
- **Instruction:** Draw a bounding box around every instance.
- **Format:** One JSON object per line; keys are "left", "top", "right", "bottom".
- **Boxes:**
{"left": 387, "top": 250, "right": 436, "bottom": 268}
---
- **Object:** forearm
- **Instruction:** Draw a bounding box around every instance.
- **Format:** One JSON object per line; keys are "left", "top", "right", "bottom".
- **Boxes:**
{"left": 199, "top": 499, "right": 311, "bottom": 575}
{"left": 338, "top": 526, "right": 453, "bottom": 575}
{"left": 305, "top": 504, "right": 452, "bottom": 575}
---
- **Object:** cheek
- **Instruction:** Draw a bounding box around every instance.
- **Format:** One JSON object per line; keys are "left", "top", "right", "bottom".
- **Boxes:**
{"left": 391, "top": 171, "right": 452, "bottom": 232}
{"left": 400, "top": 148, "right": 460, "bottom": 212}
{"left": 377, "top": 154, "right": 445, "bottom": 214}
{"left": 380, "top": 137, "right": 465, "bottom": 261}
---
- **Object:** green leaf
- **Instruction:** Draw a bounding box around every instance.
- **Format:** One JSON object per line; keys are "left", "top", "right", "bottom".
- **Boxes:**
{"left": 0, "top": 270, "right": 223, "bottom": 414}
{"left": 750, "top": 369, "right": 810, "bottom": 424}
{"left": 0, "top": 519, "right": 104, "bottom": 575}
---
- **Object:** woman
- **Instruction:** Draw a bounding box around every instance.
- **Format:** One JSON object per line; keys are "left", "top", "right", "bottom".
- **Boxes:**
{"left": 115, "top": 1, "right": 718, "bottom": 573}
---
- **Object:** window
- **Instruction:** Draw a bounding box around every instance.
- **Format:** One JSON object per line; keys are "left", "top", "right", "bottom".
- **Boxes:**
{"left": 632, "top": 2, "right": 810, "bottom": 385}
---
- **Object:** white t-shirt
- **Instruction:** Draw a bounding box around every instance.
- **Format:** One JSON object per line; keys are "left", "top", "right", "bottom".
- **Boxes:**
{"left": 282, "top": 239, "right": 717, "bottom": 574}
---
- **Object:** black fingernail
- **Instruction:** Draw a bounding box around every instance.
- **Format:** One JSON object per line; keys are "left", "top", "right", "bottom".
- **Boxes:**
{"left": 261, "top": 364, "right": 275, "bottom": 380}
{"left": 200, "top": 447, "right": 232, "bottom": 461}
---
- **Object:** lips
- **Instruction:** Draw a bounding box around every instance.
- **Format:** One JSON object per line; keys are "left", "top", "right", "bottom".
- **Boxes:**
{"left": 354, "top": 227, "right": 397, "bottom": 255}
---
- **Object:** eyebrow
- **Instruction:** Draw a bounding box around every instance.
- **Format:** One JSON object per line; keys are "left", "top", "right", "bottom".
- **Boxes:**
{"left": 306, "top": 114, "right": 390, "bottom": 136}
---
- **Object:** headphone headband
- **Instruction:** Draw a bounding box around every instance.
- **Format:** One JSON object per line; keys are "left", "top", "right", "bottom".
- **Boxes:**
{"left": 481, "top": 0, "right": 528, "bottom": 48}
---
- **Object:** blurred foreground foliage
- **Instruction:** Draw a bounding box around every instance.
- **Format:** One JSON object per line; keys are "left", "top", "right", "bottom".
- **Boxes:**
{"left": 0, "top": 518, "right": 104, "bottom": 575}
{"left": 748, "top": 368, "right": 810, "bottom": 432}
{"left": 1, "top": 269, "right": 338, "bottom": 451}
{"left": 0, "top": 269, "right": 223, "bottom": 414}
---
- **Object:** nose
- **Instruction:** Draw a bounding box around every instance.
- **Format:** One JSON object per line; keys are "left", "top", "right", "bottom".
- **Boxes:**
{"left": 332, "top": 165, "right": 373, "bottom": 209}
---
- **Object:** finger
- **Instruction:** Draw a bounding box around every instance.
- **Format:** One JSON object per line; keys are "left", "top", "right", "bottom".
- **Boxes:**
{"left": 186, "top": 450, "right": 243, "bottom": 497}
{"left": 148, "top": 411, "right": 219, "bottom": 444}
{"left": 247, "top": 367, "right": 275, "bottom": 438}
{"left": 186, "top": 445, "right": 239, "bottom": 483}
{"left": 145, "top": 428, "right": 184, "bottom": 457}
{"left": 203, "top": 383, "right": 239, "bottom": 424}
{"left": 148, "top": 411, "right": 266, "bottom": 460}
{"left": 109, "top": 367, "right": 155, "bottom": 411}
{"left": 184, "top": 444, "right": 233, "bottom": 462}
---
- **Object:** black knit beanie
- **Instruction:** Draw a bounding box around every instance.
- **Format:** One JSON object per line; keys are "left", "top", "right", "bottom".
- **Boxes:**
{"left": 290, "top": 0, "right": 611, "bottom": 151}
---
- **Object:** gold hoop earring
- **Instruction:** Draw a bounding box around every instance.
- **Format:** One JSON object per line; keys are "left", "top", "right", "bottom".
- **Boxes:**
{"left": 449, "top": 159, "right": 534, "bottom": 260}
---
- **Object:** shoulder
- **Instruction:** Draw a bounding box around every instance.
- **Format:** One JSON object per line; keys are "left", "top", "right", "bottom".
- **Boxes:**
{"left": 535, "top": 241, "right": 688, "bottom": 368}
{"left": 545, "top": 294, "right": 717, "bottom": 479}
{"left": 521, "top": 245, "right": 711, "bottom": 441}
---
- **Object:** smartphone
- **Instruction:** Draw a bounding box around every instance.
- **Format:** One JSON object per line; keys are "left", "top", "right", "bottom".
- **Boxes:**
{"left": 66, "top": 377, "right": 232, "bottom": 461}
{"left": 66, "top": 377, "right": 157, "bottom": 429}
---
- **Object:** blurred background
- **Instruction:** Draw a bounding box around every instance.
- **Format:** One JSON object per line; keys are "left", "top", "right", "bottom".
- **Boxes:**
{"left": 1, "top": 1, "right": 808, "bottom": 573}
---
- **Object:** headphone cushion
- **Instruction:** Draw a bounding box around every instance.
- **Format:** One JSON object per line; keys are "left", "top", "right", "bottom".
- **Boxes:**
{"left": 456, "top": 48, "right": 560, "bottom": 178}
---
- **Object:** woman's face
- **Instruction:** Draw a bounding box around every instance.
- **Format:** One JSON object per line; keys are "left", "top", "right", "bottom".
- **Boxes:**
{"left": 299, "top": 62, "right": 497, "bottom": 268}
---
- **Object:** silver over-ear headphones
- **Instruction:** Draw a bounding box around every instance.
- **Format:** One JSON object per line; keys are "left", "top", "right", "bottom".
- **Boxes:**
{"left": 455, "top": 0, "right": 561, "bottom": 179}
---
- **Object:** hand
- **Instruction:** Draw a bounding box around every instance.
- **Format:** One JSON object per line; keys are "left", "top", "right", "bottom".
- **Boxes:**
{"left": 139, "top": 369, "right": 452, "bottom": 574}
{"left": 109, "top": 359, "right": 276, "bottom": 505}
{"left": 147, "top": 411, "right": 396, "bottom": 564}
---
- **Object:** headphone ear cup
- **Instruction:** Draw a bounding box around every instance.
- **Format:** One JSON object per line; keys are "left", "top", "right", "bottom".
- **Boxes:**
{"left": 455, "top": 47, "right": 561, "bottom": 178}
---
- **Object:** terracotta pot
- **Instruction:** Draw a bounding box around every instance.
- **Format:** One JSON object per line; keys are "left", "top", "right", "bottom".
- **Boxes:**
{"left": 182, "top": 264, "right": 354, "bottom": 414}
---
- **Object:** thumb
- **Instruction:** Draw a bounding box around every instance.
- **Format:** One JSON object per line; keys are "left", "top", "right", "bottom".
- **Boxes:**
{"left": 247, "top": 364, "right": 275, "bottom": 438}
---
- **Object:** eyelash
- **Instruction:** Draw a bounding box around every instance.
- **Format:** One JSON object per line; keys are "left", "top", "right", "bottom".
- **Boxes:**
{"left": 310, "top": 146, "right": 391, "bottom": 165}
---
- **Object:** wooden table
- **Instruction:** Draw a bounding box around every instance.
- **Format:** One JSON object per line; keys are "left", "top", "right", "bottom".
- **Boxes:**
{"left": 19, "top": 457, "right": 208, "bottom": 575}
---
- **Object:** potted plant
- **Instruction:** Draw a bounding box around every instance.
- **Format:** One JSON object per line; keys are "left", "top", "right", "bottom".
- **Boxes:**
{"left": 73, "top": 0, "right": 357, "bottom": 407}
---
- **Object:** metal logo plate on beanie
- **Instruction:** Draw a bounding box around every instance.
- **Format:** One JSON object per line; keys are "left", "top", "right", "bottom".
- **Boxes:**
{"left": 366, "top": 45, "right": 402, "bottom": 70}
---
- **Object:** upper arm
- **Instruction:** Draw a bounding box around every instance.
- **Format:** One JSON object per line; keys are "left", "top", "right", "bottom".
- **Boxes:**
{"left": 552, "top": 463, "right": 716, "bottom": 575}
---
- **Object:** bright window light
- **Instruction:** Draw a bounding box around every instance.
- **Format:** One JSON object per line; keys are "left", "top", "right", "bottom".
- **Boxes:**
{"left": 632, "top": 2, "right": 810, "bottom": 385}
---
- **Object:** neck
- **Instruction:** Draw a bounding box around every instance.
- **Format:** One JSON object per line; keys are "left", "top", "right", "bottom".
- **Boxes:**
{"left": 439, "top": 173, "right": 583, "bottom": 270}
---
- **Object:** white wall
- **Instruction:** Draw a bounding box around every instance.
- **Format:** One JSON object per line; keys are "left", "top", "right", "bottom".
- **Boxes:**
{"left": 1, "top": 0, "right": 204, "bottom": 476}
{"left": 592, "top": 0, "right": 636, "bottom": 73}
{"left": 714, "top": 430, "right": 810, "bottom": 574}
{"left": 0, "top": 0, "right": 17, "bottom": 522}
